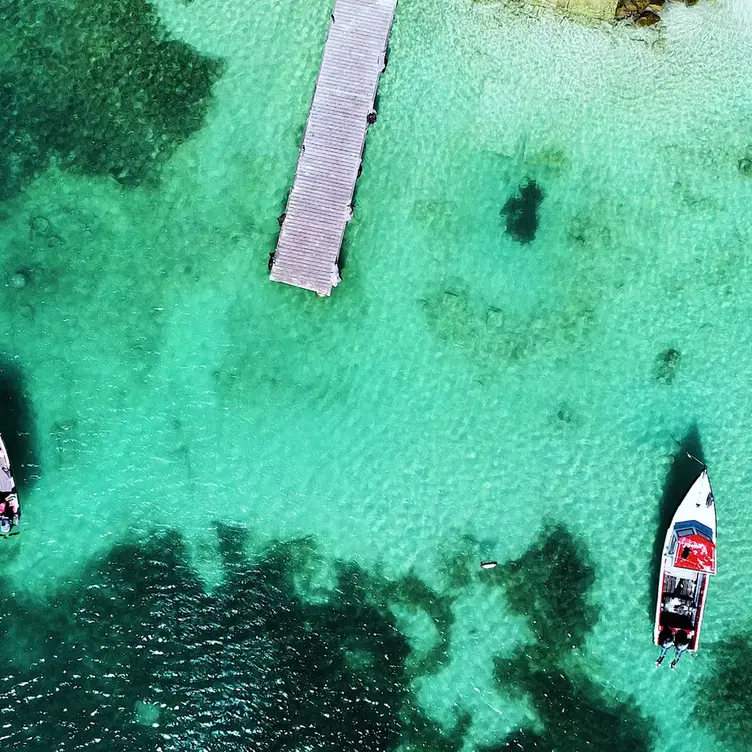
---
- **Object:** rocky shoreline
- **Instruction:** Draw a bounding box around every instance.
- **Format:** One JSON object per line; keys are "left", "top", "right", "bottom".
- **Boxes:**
{"left": 616, "top": 0, "right": 699, "bottom": 27}
{"left": 475, "top": 0, "right": 702, "bottom": 27}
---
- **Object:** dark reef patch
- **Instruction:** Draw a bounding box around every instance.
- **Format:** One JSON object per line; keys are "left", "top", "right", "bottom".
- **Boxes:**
{"left": 493, "top": 524, "right": 599, "bottom": 654}
{"left": 0, "top": 0, "right": 224, "bottom": 199}
{"left": 0, "top": 526, "right": 467, "bottom": 751}
{"left": 0, "top": 357, "right": 39, "bottom": 487}
{"left": 695, "top": 632, "right": 752, "bottom": 750}
{"left": 656, "top": 347, "right": 681, "bottom": 384}
{"left": 420, "top": 287, "right": 597, "bottom": 370}
{"left": 481, "top": 525, "right": 655, "bottom": 752}
{"left": 501, "top": 178, "right": 544, "bottom": 244}
{"left": 481, "top": 649, "right": 654, "bottom": 752}
{"left": 649, "top": 426, "right": 705, "bottom": 620}
{"left": 442, "top": 533, "right": 481, "bottom": 591}
{"left": 377, "top": 571, "right": 455, "bottom": 676}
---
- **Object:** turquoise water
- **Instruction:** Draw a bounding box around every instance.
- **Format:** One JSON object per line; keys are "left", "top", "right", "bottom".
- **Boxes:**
{"left": 2, "top": 0, "right": 752, "bottom": 748}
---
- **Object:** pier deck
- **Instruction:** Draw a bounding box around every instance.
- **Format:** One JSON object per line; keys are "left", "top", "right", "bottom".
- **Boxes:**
{"left": 270, "top": 0, "right": 398, "bottom": 296}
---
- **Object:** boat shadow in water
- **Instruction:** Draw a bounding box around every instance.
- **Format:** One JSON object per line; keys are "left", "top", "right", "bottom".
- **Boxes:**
{"left": 649, "top": 425, "right": 705, "bottom": 621}
{"left": 0, "top": 357, "right": 39, "bottom": 490}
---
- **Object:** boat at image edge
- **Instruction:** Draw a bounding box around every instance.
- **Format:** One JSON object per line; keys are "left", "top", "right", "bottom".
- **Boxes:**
{"left": 654, "top": 467, "right": 717, "bottom": 654}
{"left": 0, "top": 433, "right": 21, "bottom": 538}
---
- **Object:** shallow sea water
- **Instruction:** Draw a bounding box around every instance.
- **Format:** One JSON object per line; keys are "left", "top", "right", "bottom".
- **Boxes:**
{"left": 2, "top": 0, "right": 752, "bottom": 749}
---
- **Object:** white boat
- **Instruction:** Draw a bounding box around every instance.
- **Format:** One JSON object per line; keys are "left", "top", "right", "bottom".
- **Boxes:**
{"left": 653, "top": 466, "right": 716, "bottom": 667}
{"left": 0, "top": 433, "right": 20, "bottom": 538}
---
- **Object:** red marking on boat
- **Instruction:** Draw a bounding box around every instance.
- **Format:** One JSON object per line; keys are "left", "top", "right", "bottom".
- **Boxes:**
{"left": 673, "top": 534, "right": 716, "bottom": 574}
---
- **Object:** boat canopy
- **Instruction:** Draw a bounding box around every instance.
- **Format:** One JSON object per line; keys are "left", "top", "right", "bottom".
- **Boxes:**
{"left": 672, "top": 520, "right": 716, "bottom": 574}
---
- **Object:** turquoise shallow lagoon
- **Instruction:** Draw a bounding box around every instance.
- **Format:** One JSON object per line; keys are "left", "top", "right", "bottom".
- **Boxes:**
{"left": 2, "top": 0, "right": 752, "bottom": 748}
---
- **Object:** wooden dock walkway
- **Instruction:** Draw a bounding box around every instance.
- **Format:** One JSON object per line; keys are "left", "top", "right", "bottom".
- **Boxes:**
{"left": 269, "top": 0, "right": 398, "bottom": 296}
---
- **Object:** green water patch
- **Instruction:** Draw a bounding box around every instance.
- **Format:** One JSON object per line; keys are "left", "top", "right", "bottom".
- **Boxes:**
{"left": 415, "top": 154, "right": 633, "bottom": 370}
{"left": 407, "top": 143, "right": 567, "bottom": 270}
{"left": 212, "top": 289, "right": 366, "bottom": 411}
{"left": 0, "top": 0, "right": 223, "bottom": 198}
{"left": 695, "top": 633, "right": 752, "bottom": 751}
{"left": 50, "top": 417, "right": 83, "bottom": 472}
{"left": 420, "top": 286, "right": 597, "bottom": 367}
{"left": 0, "top": 192, "right": 187, "bottom": 389}
{"left": 0, "top": 525, "right": 467, "bottom": 751}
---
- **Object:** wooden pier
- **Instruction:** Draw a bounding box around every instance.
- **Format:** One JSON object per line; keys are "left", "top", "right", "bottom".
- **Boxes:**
{"left": 270, "top": 0, "right": 398, "bottom": 296}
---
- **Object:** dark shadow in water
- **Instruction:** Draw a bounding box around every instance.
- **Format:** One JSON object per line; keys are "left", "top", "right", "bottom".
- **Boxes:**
{"left": 483, "top": 524, "right": 599, "bottom": 654}
{"left": 480, "top": 525, "right": 655, "bottom": 752}
{"left": 656, "top": 347, "right": 681, "bottom": 384}
{"left": 695, "top": 632, "right": 752, "bottom": 751}
{"left": 0, "top": 527, "right": 467, "bottom": 752}
{"left": 0, "top": 0, "right": 223, "bottom": 199}
{"left": 377, "top": 572, "right": 456, "bottom": 676}
{"left": 340, "top": 84, "right": 386, "bottom": 276}
{"left": 649, "top": 425, "right": 705, "bottom": 620}
{"left": 502, "top": 178, "right": 544, "bottom": 244}
{"left": 480, "top": 647, "right": 654, "bottom": 752}
{"left": 0, "top": 357, "right": 39, "bottom": 488}
{"left": 338, "top": 231, "right": 350, "bottom": 274}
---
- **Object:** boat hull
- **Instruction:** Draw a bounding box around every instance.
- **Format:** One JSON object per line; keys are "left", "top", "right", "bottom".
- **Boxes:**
{"left": 653, "top": 468, "right": 716, "bottom": 652}
{"left": 0, "top": 433, "right": 20, "bottom": 538}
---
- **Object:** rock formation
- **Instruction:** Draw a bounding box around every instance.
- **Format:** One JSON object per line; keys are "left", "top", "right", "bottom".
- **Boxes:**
{"left": 616, "top": 0, "right": 698, "bottom": 26}
{"left": 474, "top": 0, "right": 702, "bottom": 27}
